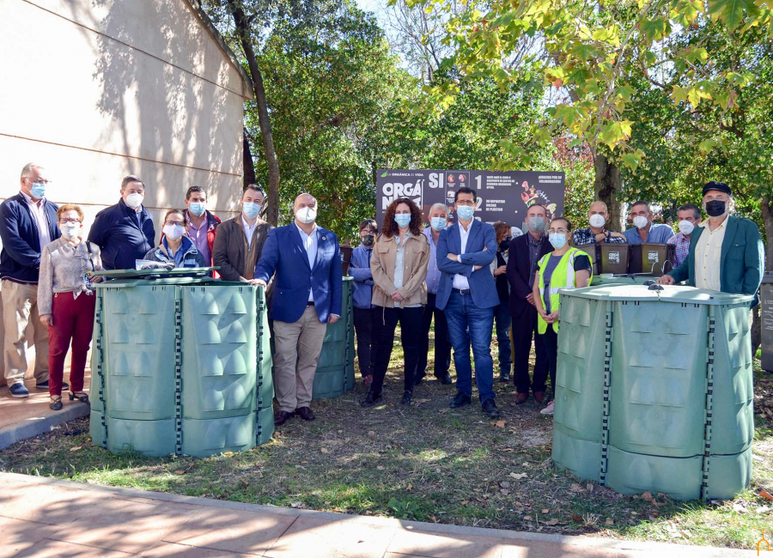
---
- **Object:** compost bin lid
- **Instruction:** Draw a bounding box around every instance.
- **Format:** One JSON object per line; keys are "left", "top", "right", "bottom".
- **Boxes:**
{"left": 92, "top": 267, "right": 218, "bottom": 286}
{"left": 562, "top": 283, "right": 754, "bottom": 306}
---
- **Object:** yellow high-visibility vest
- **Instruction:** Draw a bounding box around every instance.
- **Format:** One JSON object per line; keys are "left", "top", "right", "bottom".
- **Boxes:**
{"left": 537, "top": 247, "right": 593, "bottom": 334}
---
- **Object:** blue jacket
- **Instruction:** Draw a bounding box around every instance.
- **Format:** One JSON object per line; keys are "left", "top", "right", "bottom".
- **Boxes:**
{"left": 350, "top": 244, "right": 374, "bottom": 309}
{"left": 668, "top": 215, "right": 765, "bottom": 306}
{"left": 144, "top": 236, "right": 207, "bottom": 268}
{"left": 436, "top": 219, "right": 499, "bottom": 311}
{"left": 0, "top": 194, "right": 60, "bottom": 283}
{"left": 88, "top": 199, "right": 155, "bottom": 270}
{"left": 254, "top": 224, "right": 343, "bottom": 323}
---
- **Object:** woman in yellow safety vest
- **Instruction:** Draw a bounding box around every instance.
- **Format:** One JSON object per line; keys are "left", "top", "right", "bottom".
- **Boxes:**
{"left": 532, "top": 217, "right": 593, "bottom": 415}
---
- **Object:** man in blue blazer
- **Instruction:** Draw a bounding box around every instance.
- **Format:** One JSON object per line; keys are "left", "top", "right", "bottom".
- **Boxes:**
{"left": 659, "top": 181, "right": 765, "bottom": 306}
{"left": 254, "top": 193, "right": 343, "bottom": 426}
{"left": 0, "top": 163, "right": 61, "bottom": 398}
{"left": 437, "top": 187, "right": 501, "bottom": 419}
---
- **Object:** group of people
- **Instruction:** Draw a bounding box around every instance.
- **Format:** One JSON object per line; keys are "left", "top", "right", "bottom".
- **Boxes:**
{"left": 0, "top": 162, "right": 765, "bottom": 426}
{"left": 350, "top": 182, "right": 765, "bottom": 417}
{"left": 0, "top": 163, "right": 342, "bottom": 428}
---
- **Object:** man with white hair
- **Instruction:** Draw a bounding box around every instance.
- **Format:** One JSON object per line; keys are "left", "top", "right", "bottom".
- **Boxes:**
{"left": 0, "top": 163, "right": 61, "bottom": 397}
{"left": 254, "top": 193, "right": 343, "bottom": 426}
{"left": 571, "top": 200, "right": 626, "bottom": 246}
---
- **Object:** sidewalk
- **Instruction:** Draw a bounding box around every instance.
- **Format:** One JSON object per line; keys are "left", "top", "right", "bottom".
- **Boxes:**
{"left": 0, "top": 373, "right": 91, "bottom": 450}
{"left": 0, "top": 472, "right": 750, "bottom": 557}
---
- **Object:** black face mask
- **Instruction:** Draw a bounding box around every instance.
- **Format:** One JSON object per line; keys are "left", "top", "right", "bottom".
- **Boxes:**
{"left": 362, "top": 234, "right": 375, "bottom": 247}
{"left": 705, "top": 200, "right": 726, "bottom": 217}
{"left": 499, "top": 237, "right": 512, "bottom": 251}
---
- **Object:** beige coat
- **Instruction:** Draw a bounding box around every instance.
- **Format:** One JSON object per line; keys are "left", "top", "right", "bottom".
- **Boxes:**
{"left": 370, "top": 232, "right": 429, "bottom": 308}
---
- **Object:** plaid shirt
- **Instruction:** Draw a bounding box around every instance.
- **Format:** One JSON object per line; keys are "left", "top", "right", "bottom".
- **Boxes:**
{"left": 667, "top": 232, "right": 691, "bottom": 268}
{"left": 571, "top": 227, "right": 626, "bottom": 246}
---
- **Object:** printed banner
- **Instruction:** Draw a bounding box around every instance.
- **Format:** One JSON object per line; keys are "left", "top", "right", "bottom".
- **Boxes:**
{"left": 376, "top": 169, "right": 565, "bottom": 232}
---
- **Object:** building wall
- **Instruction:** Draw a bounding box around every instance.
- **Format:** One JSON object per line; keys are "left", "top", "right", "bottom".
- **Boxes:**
{"left": 0, "top": 0, "right": 250, "bottom": 382}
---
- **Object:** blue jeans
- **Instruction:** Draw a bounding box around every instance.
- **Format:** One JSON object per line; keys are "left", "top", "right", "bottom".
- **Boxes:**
{"left": 494, "top": 302, "right": 511, "bottom": 374}
{"left": 444, "top": 291, "right": 495, "bottom": 403}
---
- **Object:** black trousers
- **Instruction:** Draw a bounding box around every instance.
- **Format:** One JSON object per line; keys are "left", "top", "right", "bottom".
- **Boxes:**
{"left": 353, "top": 307, "right": 377, "bottom": 377}
{"left": 371, "top": 306, "right": 424, "bottom": 395}
{"left": 537, "top": 326, "right": 558, "bottom": 396}
{"left": 512, "top": 305, "right": 550, "bottom": 394}
{"left": 415, "top": 293, "right": 452, "bottom": 379}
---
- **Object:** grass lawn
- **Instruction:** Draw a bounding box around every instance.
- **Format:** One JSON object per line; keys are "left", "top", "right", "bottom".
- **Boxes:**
{"left": 1, "top": 330, "right": 772, "bottom": 550}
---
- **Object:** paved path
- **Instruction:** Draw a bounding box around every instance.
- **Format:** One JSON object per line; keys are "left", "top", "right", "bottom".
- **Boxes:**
{"left": 0, "top": 472, "right": 749, "bottom": 557}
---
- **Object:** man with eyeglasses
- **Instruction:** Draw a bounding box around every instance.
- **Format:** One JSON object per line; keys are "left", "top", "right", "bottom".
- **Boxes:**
{"left": 0, "top": 163, "right": 61, "bottom": 397}
{"left": 658, "top": 182, "right": 764, "bottom": 307}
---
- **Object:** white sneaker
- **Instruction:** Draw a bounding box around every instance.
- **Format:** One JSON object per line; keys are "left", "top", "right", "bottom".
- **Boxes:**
{"left": 540, "top": 401, "right": 555, "bottom": 415}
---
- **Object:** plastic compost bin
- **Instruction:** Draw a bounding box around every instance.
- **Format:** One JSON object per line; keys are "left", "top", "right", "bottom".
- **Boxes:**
{"left": 312, "top": 276, "right": 356, "bottom": 399}
{"left": 552, "top": 284, "right": 754, "bottom": 500}
{"left": 89, "top": 268, "right": 274, "bottom": 457}
{"left": 591, "top": 274, "right": 657, "bottom": 287}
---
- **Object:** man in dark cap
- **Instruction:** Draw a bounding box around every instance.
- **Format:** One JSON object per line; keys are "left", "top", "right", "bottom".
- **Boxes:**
{"left": 658, "top": 181, "right": 764, "bottom": 306}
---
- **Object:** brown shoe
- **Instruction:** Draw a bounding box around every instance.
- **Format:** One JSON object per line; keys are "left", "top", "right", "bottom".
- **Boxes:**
{"left": 515, "top": 392, "right": 529, "bottom": 405}
{"left": 274, "top": 410, "right": 294, "bottom": 426}
{"left": 533, "top": 391, "right": 546, "bottom": 403}
{"left": 296, "top": 406, "right": 316, "bottom": 421}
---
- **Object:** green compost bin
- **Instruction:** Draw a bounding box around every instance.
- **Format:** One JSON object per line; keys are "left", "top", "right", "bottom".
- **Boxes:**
{"left": 89, "top": 270, "right": 274, "bottom": 457}
{"left": 312, "top": 276, "right": 355, "bottom": 399}
{"left": 552, "top": 284, "right": 754, "bottom": 500}
{"left": 590, "top": 274, "right": 657, "bottom": 286}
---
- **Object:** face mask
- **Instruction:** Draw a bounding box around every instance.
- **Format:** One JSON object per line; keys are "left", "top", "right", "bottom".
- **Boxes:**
{"left": 527, "top": 216, "right": 545, "bottom": 233}
{"left": 456, "top": 205, "right": 475, "bottom": 221}
{"left": 678, "top": 220, "right": 695, "bottom": 235}
{"left": 549, "top": 233, "right": 567, "bottom": 249}
{"left": 125, "top": 192, "right": 144, "bottom": 210}
{"left": 30, "top": 182, "right": 47, "bottom": 199}
{"left": 633, "top": 215, "right": 649, "bottom": 229}
{"left": 296, "top": 206, "right": 317, "bottom": 224}
{"left": 242, "top": 202, "right": 261, "bottom": 219}
{"left": 362, "top": 234, "right": 374, "bottom": 247}
{"left": 499, "top": 237, "right": 511, "bottom": 252}
{"left": 189, "top": 202, "right": 206, "bottom": 216}
{"left": 163, "top": 224, "right": 185, "bottom": 241}
{"left": 60, "top": 223, "right": 80, "bottom": 239}
{"left": 705, "top": 200, "right": 726, "bottom": 217}
{"left": 589, "top": 214, "right": 606, "bottom": 229}
{"left": 430, "top": 217, "right": 447, "bottom": 231}
{"left": 394, "top": 214, "right": 411, "bottom": 228}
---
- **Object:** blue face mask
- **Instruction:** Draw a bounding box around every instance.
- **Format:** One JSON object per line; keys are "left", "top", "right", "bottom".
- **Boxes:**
{"left": 30, "top": 182, "right": 47, "bottom": 199}
{"left": 394, "top": 214, "right": 411, "bottom": 228}
{"left": 430, "top": 217, "right": 447, "bottom": 231}
{"left": 243, "top": 202, "right": 261, "bottom": 219}
{"left": 457, "top": 205, "right": 475, "bottom": 221}
{"left": 189, "top": 202, "right": 206, "bottom": 216}
{"left": 528, "top": 216, "right": 545, "bottom": 233}
{"left": 549, "top": 233, "right": 567, "bottom": 249}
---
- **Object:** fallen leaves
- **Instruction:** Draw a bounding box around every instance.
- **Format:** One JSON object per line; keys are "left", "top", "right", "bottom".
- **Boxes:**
{"left": 759, "top": 489, "right": 773, "bottom": 501}
{"left": 69, "top": 446, "right": 82, "bottom": 452}
{"left": 492, "top": 420, "right": 507, "bottom": 428}
{"left": 509, "top": 472, "right": 528, "bottom": 480}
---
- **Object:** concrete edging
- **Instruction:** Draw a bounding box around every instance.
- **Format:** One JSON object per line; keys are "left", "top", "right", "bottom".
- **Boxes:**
{"left": 0, "top": 402, "right": 90, "bottom": 450}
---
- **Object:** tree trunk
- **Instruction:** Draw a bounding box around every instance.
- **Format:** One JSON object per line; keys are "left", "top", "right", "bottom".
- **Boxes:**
{"left": 593, "top": 153, "right": 623, "bottom": 231}
{"left": 228, "top": 0, "right": 281, "bottom": 226}
{"left": 752, "top": 306, "right": 761, "bottom": 359}
{"left": 242, "top": 130, "right": 256, "bottom": 190}
{"left": 762, "top": 195, "right": 773, "bottom": 272}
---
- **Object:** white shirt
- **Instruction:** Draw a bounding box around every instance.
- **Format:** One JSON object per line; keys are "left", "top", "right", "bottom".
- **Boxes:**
{"left": 694, "top": 217, "right": 728, "bottom": 291}
{"left": 452, "top": 221, "right": 473, "bottom": 290}
{"left": 21, "top": 190, "right": 51, "bottom": 249}
{"left": 241, "top": 215, "right": 258, "bottom": 248}
{"left": 295, "top": 222, "right": 318, "bottom": 302}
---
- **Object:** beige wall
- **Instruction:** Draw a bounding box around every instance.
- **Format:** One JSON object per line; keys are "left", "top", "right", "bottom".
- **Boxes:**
{"left": 0, "top": 0, "right": 251, "bottom": 382}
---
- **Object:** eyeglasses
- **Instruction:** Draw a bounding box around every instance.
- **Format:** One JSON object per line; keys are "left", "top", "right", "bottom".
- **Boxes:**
{"left": 456, "top": 200, "right": 475, "bottom": 206}
{"left": 59, "top": 219, "right": 81, "bottom": 224}
{"left": 548, "top": 228, "right": 569, "bottom": 234}
{"left": 165, "top": 221, "right": 185, "bottom": 227}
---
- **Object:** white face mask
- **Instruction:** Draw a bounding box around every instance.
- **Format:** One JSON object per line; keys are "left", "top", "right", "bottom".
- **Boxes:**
{"left": 125, "top": 192, "right": 144, "bottom": 210}
{"left": 163, "top": 224, "right": 185, "bottom": 241}
{"left": 61, "top": 223, "right": 80, "bottom": 239}
{"left": 678, "top": 220, "right": 695, "bottom": 235}
{"left": 633, "top": 215, "right": 649, "bottom": 229}
{"left": 589, "top": 214, "right": 606, "bottom": 229}
{"left": 296, "top": 206, "right": 317, "bottom": 224}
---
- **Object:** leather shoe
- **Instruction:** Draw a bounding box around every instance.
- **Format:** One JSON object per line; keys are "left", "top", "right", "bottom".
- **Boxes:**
{"left": 435, "top": 372, "right": 453, "bottom": 385}
{"left": 401, "top": 390, "right": 412, "bottom": 405}
{"left": 515, "top": 392, "right": 529, "bottom": 405}
{"left": 274, "top": 410, "right": 294, "bottom": 426}
{"left": 481, "top": 398, "right": 500, "bottom": 419}
{"left": 361, "top": 391, "right": 383, "bottom": 408}
{"left": 296, "top": 406, "right": 315, "bottom": 421}
{"left": 450, "top": 391, "right": 471, "bottom": 408}
{"left": 533, "top": 391, "right": 546, "bottom": 403}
